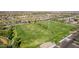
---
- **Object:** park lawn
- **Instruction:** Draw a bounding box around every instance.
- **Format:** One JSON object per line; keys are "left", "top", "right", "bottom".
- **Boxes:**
{"left": 13, "top": 21, "right": 76, "bottom": 48}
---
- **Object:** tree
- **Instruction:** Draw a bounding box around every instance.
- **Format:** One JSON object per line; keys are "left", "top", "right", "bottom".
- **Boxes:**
{"left": 7, "top": 26, "right": 14, "bottom": 40}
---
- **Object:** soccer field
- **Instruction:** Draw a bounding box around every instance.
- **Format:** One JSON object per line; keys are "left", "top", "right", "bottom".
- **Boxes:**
{"left": 12, "top": 21, "right": 76, "bottom": 48}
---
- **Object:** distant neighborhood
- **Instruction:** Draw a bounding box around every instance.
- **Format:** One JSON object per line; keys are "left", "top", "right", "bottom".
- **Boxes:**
{"left": 0, "top": 11, "right": 79, "bottom": 26}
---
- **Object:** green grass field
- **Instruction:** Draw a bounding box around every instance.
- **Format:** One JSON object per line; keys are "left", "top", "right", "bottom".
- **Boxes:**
{"left": 12, "top": 21, "right": 77, "bottom": 48}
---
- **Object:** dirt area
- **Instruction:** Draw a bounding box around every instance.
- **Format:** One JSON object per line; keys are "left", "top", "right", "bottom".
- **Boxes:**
{"left": 40, "top": 42, "right": 57, "bottom": 48}
{"left": 0, "top": 37, "right": 9, "bottom": 45}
